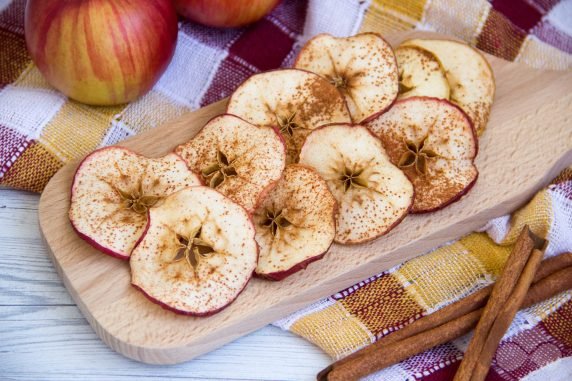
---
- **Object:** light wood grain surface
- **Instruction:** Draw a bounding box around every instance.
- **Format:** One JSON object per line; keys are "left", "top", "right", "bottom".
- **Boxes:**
{"left": 0, "top": 188, "right": 330, "bottom": 380}
{"left": 5, "top": 189, "right": 572, "bottom": 380}
{"left": 37, "top": 31, "right": 572, "bottom": 364}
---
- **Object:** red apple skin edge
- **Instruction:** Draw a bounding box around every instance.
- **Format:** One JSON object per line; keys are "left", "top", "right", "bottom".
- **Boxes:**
{"left": 130, "top": 199, "right": 260, "bottom": 317}
{"left": 382, "top": 96, "right": 479, "bottom": 214}
{"left": 70, "top": 218, "right": 149, "bottom": 261}
{"left": 68, "top": 146, "right": 153, "bottom": 260}
{"left": 174, "top": 0, "right": 282, "bottom": 28}
{"left": 358, "top": 32, "right": 399, "bottom": 124}
{"left": 25, "top": 0, "right": 178, "bottom": 106}
{"left": 249, "top": 125, "right": 288, "bottom": 213}
{"left": 131, "top": 281, "right": 251, "bottom": 317}
{"left": 227, "top": 67, "right": 353, "bottom": 128}
{"left": 339, "top": 202, "right": 413, "bottom": 245}
{"left": 255, "top": 247, "right": 330, "bottom": 282}
{"left": 293, "top": 32, "right": 399, "bottom": 124}
{"left": 393, "top": 96, "right": 479, "bottom": 156}
{"left": 176, "top": 113, "right": 288, "bottom": 214}
{"left": 300, "top": 123, "right": 415, "bottom": 245}
{"left": 171, "top": 151, "right": 206, "bottom": 187}
{"left": 246, "top": 122, "right": 287, "bottom": 214}
{"left": 256, "top": 181, "right": 339, "bottom": 281}
{"left": 410, "top": 172, "right": 479, "bottom": 214}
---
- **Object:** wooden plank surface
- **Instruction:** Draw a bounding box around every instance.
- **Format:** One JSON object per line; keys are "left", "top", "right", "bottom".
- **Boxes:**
{"left": 0, "top": 188, "right": 330, "bottom": 381}
{"left": 38, "top": 31, "right": 572, "bottom": 364}
{"left": 4, "top": 188, "right": 572, "bottom": 380}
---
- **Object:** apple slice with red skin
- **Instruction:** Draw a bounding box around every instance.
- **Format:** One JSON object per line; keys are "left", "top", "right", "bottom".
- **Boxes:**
{"left": 69, "top": 147, "right": 201, "bottom": 259}
{"left": 294, "top": 33, "right": 399, "bottom": 123}
{"left": 365, "top": 96, "right": 478, "bottom": 213}
{"left": 175, "top": 114, "right": 286, "bottom": 213}
{"left": 130, "top": 186, "right": 258, "bottom": 316}
{"left": 298, "top": 124, "right": 414, "bottom": 244}
{"left": 400, "top": 39, "right": 495, "bottom": 135}
{"left": 395, "top": 46, "right": 450, "bottom": 100}
{"left": 254, "top": 164, "right": 337, "bottom": 280}
{"left": 227, "top": 69, "right": 351, "bottom": 164}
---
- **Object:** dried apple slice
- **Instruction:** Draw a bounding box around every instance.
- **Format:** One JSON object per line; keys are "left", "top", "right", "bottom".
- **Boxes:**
{"left": 395, "top": 46, "right": 450, "bottom": 100}
{"left": 175, "top": 114, "right": 286, "bottom": 212}
{"left": 298, "top": 124, "right": 413, "bottom": 244}
{"left": 69, "top": 147, "right": 201, "bottom": 259}
{"left": 400, "top": 39, "right": 495, "bottom": 135}
{"left": 294, "top": 33, "right": 398, "bottom": 123}
{"left": 130, "top": 186, "right": 258, "bottom": 316}
{"left": 366, "top": 97, "right": 478, "bottom": 213}
{"left": 253, "top": 164, "right": 337, "bottom": 280}
{"left": 227, "top": 69, "right": 351, "bottom": 164}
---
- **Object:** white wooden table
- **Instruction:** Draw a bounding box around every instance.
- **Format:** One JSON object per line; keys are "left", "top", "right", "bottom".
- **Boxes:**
{"left": 0, "top": 188, "right": 330, "bottom": 380}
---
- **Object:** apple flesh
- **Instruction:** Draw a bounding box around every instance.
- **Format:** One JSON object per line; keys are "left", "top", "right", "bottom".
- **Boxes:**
{"left": 299, "top": 124, "right": 414, "bottom": 244}
{"left": 366, "top": 97, "right": 478, "bottom": 213}
{"left": 174, "top": 0, "right": 281, "bottom": 28}
{"left": 69, "top": 147, "right": 202, "bottom": 259}
{"left": 294, "top": 33, "right": 399, "bottom": 123}
{"left": 395, "top": 46, "right": 449, "bottom": 100}
{"left": 400, "top": 39, "right": 495, "bottom": 135}
{"left": 175, "top": 114, "right": 286, "bottom": 213}
{"left": 25, "top": 0, "right": 178, "bottom": 106}
{"left": 130, "top": 186, "right": 258, "bottom": 316}
{"left": 227, "top": 69, "right": 351, "bottom": 164}
{"left": 254, "top": 165, "right": 337, "bottom": 280}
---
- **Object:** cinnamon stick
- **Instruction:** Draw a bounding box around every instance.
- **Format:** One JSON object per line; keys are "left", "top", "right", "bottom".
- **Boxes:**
{"left": 318, "top": 251, "right": 572, "bottom": 381}
{"left": 534, "top": 252, "right": 572, "bottom": 280}
{"left": 470, "top": 248, "right": 545, "bottom": 381}
{"left": 322, "top": 265, "right": 572, "bottom": 381}
{"left": 453, "top": 227, "right": 539, "bottom": 381}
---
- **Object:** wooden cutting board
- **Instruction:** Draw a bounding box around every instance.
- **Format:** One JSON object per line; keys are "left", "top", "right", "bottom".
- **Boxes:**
{"left": 39, "top": 31, "right": 572, "bottom": 365}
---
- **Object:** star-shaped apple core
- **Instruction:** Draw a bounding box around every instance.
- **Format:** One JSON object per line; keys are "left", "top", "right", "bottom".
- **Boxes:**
{"left": 172, "top": 227, "right": 215, "bottom": 269}
{"left": 398, "top": 136, "right": 438, "bottom": 175}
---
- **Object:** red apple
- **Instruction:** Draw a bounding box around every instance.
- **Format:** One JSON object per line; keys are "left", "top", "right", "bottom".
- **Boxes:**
{"left": 174, "top": 0, "right": 281, "bottom": 28}
{"left": 25, "top": 0, "right": 178, "bottom": 106}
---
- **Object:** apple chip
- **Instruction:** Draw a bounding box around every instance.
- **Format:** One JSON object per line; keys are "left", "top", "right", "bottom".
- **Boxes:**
{"left": 401, "top": 39, "right": 495, "bottom": 135}
{"left": 395, "top": 46, "right": 449, "bottom": 100}
{"left": 366, "top": 97, "right": 478, "bottom": 213}
{"left": 227, "top": 69, "right": 351, "bottom": 164}
{"left": 69, "top": 147, "right": 201, "bottom": 259}
{"left": 175, "top": 114, "right": 286, "bottom": 212}
{"left": 131, "top": 187, "right": 258, "bottom": 316}
{"left": 299, "top": 124, "right": 413, "bottom": 244}
{"left": 294, "top": 33, "right": 398, "bottom": 123}
{"left": 254, "top": 164, "right": 337, "bottom": 280}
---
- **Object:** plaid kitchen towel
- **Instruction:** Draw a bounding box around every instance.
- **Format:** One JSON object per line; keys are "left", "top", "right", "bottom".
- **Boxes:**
{"left": 2, "top": 0, "right": 572, "bottom": 192}
{"left": 274, "top": 169, "right": 572, "bottom": 381}
{"left": 0, "top": 0, "right": 368, "bottom": 191}
{"left": 1, "top": 0, "right": 572, "bottom": 380}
